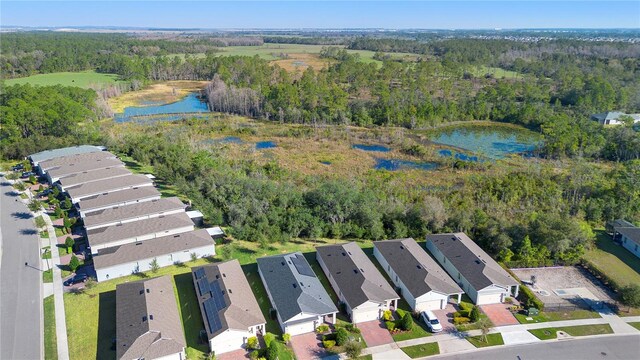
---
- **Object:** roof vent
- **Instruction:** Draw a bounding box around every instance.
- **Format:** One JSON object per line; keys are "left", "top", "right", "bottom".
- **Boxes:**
{"left": 353, "top": 269, "right": 358, "bottom": 274}
{"left": 400, "top": 245, "right": 405, "bottom": 250}
{"left": 342, "top": 252, "right": 346, "bottom": 256}
{"left": 292, "top": 283, "right": 297, "bottom": 288}
{"left": 417, "top": 265, "right": 422, "bottom": 269}
{"left": 281, "top": 261, "right": 286, "bottom": 266}
{"left": 475, "top": 260, "right": 481, "bottom": 264}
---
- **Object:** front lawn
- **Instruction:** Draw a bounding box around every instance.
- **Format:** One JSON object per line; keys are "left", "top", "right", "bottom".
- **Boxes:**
{"left": 44, "top": 295, "right": 58, "bottom": 360}
{"left": 528, "top": 324, "right": 613, "bottom": 340}
{"left": 514, "top": 309, "right": 601, "bottom": 324}
{"left": 43, "top": 269, "right": 53, "bottom": 283}
{"left": 583, "top": 230, "right": 640, "bottom": 288}
{"left": 391, "top": 307, "right": 432, "bottom": 342}
{"left": 629, "top": 322, "right": 640, "bottom": 331}
{"left": 466, "top": 333, "right": 504, "bottom": 348}
{"left": 401, "top": 343, "right": 440, "bottom": 358}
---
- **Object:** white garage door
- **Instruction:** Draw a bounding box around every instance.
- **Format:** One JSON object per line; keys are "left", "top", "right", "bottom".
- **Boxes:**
{"left": 477, "top": 292, "right": 503, "bottom": 305}
{"left": 416, "top": 299, "right": 445, "bottom": 312}
{"left": 212, "top": 335, "right": 245, "bottom": 355}
{"left": 352, "top": 308, "right": 381, "bottom": 324}
{"left": 285, "top": 321, "right": 316, "bottom": 336}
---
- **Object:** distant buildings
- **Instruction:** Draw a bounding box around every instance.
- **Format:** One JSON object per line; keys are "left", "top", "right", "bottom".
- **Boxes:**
{"left": 591, "top": 111, "right": 640, "bottom": 125}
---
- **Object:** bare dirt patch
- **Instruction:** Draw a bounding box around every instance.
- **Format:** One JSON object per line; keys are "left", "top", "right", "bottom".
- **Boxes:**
{"left": 272, "top": 53, "right": 329, "bottom": 74}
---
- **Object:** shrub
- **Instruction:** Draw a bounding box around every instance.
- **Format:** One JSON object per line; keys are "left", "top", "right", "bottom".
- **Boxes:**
{"left": 400, "top": 312, "right": 413, "bottom": 331}
{"left": 383, "top": 309, "right": 393, "bottom": 321}
{"left": 470, "top": 306, "right": 480, "bottom": 322}
{"left": 263, "top": 332, "right": 276, "bottom": 348}
{"left": 322, "top": 333, "right": 336, "bottom": 341}
{"left": 149, "top": 258, "right": 159, "bottom": 273}
{"left": 459, "top": 302, "right": 474, "bottom": 312}
{"left": 345, "top": 323, "right": 361, "bottom": 334}
{"left": 344, "top": 341, "right": 363, "bottom": 359}
{"left": 68, "top": 255, "right": 81, "bottom": 272}
{"left": 504, "top": 297, "right": 513, "bottom": 304}
{"left": 620, "top": 284, "right": 640, "bottom": 308}
{"left": 65, "top": 237, "right": 75, "bottom": 253}
{"left": 517, "top": 285, "right": 545, "bottom": 310}
{"left": 247, "top": 336, "right": 259, "bottom": 350}
{"left": 249, "top": 350, "right": 259, "bottom": 360}
{"left": 283, "top": 333, "right": 290, "bottom": 344}
{"left": 385, "top": 321, "right": 395, "bottom": 331}
{"left": 190, "top": 252, "right": 198, "bottom": 262}
{"left": 34, "top": 215, "right": 46, "bottom": 229}
{"left": 322, "top": 340, "right": 336, "bottom": 349}
{"left": 453, "top": 317, "right": 470, "bottom": 325}
{"left": 336, "top": 328, "right": 349, "bottom": 346}
{"left": 266, "top": 342, "right": 279, "bottom": 360}
{"left": 316, "top": 324, "right": 330, "bottom": 333}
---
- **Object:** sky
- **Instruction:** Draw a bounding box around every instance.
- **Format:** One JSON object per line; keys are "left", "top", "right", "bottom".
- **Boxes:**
{"left": 2, "top": 1, "right": 639, "bottom": 29}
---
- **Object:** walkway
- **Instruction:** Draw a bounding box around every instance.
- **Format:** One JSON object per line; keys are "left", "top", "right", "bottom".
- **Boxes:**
{"left": 43, "top": 209, "right": 70, "bottom": 360}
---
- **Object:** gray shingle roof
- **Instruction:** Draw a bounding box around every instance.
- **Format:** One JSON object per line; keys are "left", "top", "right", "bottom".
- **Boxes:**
{"left": 66, "top": 174, "right": 152, "bottom": 200}
{"left": 192, "top": 260, "right": 266, "bottom": 339}
{"left": 426, "top": 233, "right": 518, "bottom": 290}
{"left": 618, "top": 227, "right": 640, "bottom": 245}
{"left": 29, "top": 145, "right": 104, "bottom": 164}
{"left": 83, "top": 197, "right": 186, "bottom": 229}
{"left": 116, "top": 276, "right": 186, "bottom": 360}
{"left": 58, "top": 167, "right": 132, "bottom": 189}
{"left": 87, "top": 212, "right": 193, "bottom": 248}
{"left": 316, "top": 242, "right": 398, "bottom": 309}
{"left": 374, "top": 239, "right": 462, "bottom": 298}
{"left": 257, "top": 252, "right": 337, "bottom": 323}
{"left": 46, "top": 158, "right": 125, "bottom": 180}
{"left": 94, "top": 229, "right": 214, "bottom": 270}
{"left": 77, "top": 187, "right": 161, "bottom": 213}
{"left": 38, "top": 151, "right": 117, "bottom": 172}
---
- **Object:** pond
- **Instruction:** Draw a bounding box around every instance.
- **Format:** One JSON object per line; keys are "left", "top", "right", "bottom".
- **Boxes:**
{"left": 256, "top": 141, "right": 277, "bottom": 149}
{"left": 352, "top": 144, "right": 391, "bottom": 152}
{"left": 430, "top": 126, "right": 539, "bottom": 159}
{"left": 114, "top": 92, "right": 209, "bottom": 123}
{"left": 438, "top": 149, "right": 479, "bottom": 162}
{"left": 375, "top": 158, "right": 438, "bottom": 171}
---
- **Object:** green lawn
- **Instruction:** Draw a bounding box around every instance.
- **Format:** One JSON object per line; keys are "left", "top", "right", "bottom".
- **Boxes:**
{"left": 401, "top": 343, "right": 440, "bottom": 358}
{"left": 528, "top": 324, "right": 614, "bottom": 340}
{"left": 629, "top": 322, "right": 640, "bottom": 331}
{"left": 5, "top": 71, "right": 122, "bottom": 89}
{"left": 514, "top": 309, "right": 601, "bottom": 324}
{"left": 43, "top": 269, "right": 53, "bottom": 283}
{"left": 466, "top": 333, "right": 504, "bottom": 348}
{"left": 391, "top": 307, "right": 432, "bottom": 342}
{"left": 468, "top": 66, "right": 520, "bottom": 79}
{"left": 583, "top": 230, "right": 640, "bottom": 288}
{"left": 44, "top": 295, "right": 58, "bottom": 360}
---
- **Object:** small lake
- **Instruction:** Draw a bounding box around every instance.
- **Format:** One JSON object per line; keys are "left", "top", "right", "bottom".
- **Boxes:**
{"left": 353, "top": 144, "right": 391, "bottom": 152}
{"left": 256, "top": 141, "right": 277, "bottom": 149}
{"left": 114, "top": 92, "right": 209, "bottom": 123}
{"left": 375, "top": 158, "right": 438, "bottom": 171}
{"left": 430, "top": 126, "right": 539, "bottom": 159}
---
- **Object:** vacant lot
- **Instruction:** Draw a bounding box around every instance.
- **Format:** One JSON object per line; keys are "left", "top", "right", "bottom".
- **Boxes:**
{"left": 4, "top": 71, "right": 121, "bottom": 89}
{"left": 583, "top": 230, "right": 640, "bottom": 288}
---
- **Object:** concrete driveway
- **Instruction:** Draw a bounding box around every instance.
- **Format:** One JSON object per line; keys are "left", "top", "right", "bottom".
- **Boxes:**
{"left": 290, "top": 332, "right": 328, "bottom": 360}
{"left": 358, "top": 320, "right": 394, "bottom": 347}
{"left": 480, "top": 304, "right": 519, "bottom": 326}
{"left": 433, "top": 304, "right": 459, "bottom": 333}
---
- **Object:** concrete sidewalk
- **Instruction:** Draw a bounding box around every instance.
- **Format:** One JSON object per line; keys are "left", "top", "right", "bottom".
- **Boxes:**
{"left": 43, "top": 212, "right": 70, "bottom": 360}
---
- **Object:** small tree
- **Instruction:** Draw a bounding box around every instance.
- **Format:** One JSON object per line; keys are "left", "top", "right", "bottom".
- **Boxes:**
{"left": 14, "top": 181, "right": 27, "bottom": 191}
{"left": 149, "top": 258, "right": 160, "bottom": 273}
{"left": 190, "top": 252, "right": 198, "bottom": 262}
{"left": 68, "top": 255, "right": 81, "bottom": 272}
{"left": 63, "top": 216, "right": 72, "bottom": 233}
{"left": 477, "top": 317, "right": 492, "bottom": 343}
{"left": 34, "top": 216, "right": 46, "bottom": 229}
{"left": 52, "top": 187, "right": 60, "bottom": 197}
{"left": 246, "top": 336, "right": 259, "bottom": 350}
{"left": 28, "top": 199, "right": 42, "bottom": 212}
{"left": 282, "top": 333, "right": 291, "bottom": 344}
{"left": 29, "top": 175, "right": 36, "bottom": 185}
{"left": 344, "top": 341, "right": 363, "bottom": 359}
{"left": 470, "top": 306, "right": 480, "bottom": 323}
{"left": 263, "top": 332, "right": 276, "bottom": 348}
{"left": 400, "top": 312, "right": 413, "bottom": 331}
{"left": 620, "top": 284, "right": 640, "bottom": 308}
{"left": 65, "top": 236, "right": 75, "bottom": 253}
{"left": 38, "top": 184, "right": 44, "bottom": 193}
{"left": 336, "top": 327, "right": 349, "bottom": 346}
{"left": 266, "top": 342, "right": 279, "bottom": 360}
{"left": 85, "top": 277, "right": 97, "bottom": 290}
{"left": 54, "top": 206, "right": 63, "bottom": 219}
{"left": 62, "top": 198, "right": 72, "bottom": 210}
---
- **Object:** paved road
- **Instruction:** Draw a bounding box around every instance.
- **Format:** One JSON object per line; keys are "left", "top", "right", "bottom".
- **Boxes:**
{"left": 0, "top": 178, "right": 42, "bottom": 360}
{"left": 431, "top": 334, "right": 640, "bottom": 360}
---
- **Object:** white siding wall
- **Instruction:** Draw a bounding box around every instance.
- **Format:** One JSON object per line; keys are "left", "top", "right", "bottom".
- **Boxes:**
{"left": 84, "top": 208, "right": 186, "bottom": 230}
{"left": 622, "top": 236, "right": 640, "bottom": 259}
{"left": 90, "top": 225, "right": 194, "bottom": 254}
{"left": 95, "top": 244, "right": 214, "bottom": 281}
{"left": 79, "top": 195, "right": 161, "bottom": 218}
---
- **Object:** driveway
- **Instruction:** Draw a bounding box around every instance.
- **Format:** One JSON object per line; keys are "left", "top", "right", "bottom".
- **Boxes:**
{"left": 0, "top": 178, "right": 42, "bottom": 360}
{"left": 216, "top": 349, "right": 249, "bottom": 360}
{"left": 358, "top": 320, "right": 394, "bottom": 347}
{"left": 433, "top": 304, "right": 459, "bottom": 333}
{"left": 480, "top": 304, "right": 519, "bottom": 326}
{"left": 290, "top": 332, "right": 328, "bottom": 360}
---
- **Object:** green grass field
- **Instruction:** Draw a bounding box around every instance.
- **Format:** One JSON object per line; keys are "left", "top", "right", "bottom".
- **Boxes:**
{"left": 514, "top": 309, "right": 601, "bottom": 324}
{"left": 4, "top": 71, "right": 122, "bottom": 89}
{"left": 466, "top": 333, "right": 504, "bottom": 348}
{"left": 528, "top": 324, "right": 614, "bottom": 340}
{"left": 44, "top": 295, "right": 58, "bottom": 360}
{"left": 468, "top": 66, "right": 520, "bottom": 79}
{"left": 629, "top": 322, "right": 640, "bottom": 331}
{"left": 584, "top": 230, "right": 640, "bottom": 287}
{"left": 401, "top": 343, "right": 440, "bottom": 358}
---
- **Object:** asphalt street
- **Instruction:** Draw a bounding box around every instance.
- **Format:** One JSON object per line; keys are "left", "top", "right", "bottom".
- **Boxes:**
{"left": 0, "top": 178, "right": 42, "bottom": 360}
{"left": 431, "top": 334, "right": 640, "bottom": 360}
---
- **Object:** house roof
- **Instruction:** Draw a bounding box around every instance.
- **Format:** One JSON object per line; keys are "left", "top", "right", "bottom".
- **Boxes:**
{"left": 257, "top": 252, "right": 337, "bottom": 323}
{"left": 83, "top": 197, "right": 186, "bottom": 229}
{"left": 38, "top": 151, "right": 117, "bottom": 172}
{"left": 29, "top": 145, "right": 104, "bottom": 164}
{"left": 116, "top": 276, "right": 186, "bottom": 360}
{"left": 66, "top": 174, "right": 153, "bottom": 200}
{"left": 86, "top": 212, "right": 193, "bottom": 248}
{"left": 192, "top": 260, "right": 266, "bottom": 339}
{"left": 426, "top": 233, "right": 518, "bottom": 290}
{"left": 618, "top": 227, "right": 640, "bottom": 245}
{"left": 46, "top": 158, "right": 125, "bottom": 180}
{"left": 76, "top": 187, "right": 161, "bottom": 213}
{"left": 592, "top": 112, "right": 640, "bottom": 123}
{"left": 94, "top": 229, "right": 214, "bottom": 270}
{"left": 316, "top": 242, "right": 398, "bottom": 308}
{"left": 58, "top": 167, "right": 132, "bottom": 189}
{"left": 374, "top": 239, "right": 463, "bottom": 298}
{"left": 608, "top": 219, "right": 636, "bottom": 230}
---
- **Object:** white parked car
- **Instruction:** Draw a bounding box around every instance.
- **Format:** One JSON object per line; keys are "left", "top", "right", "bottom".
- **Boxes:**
{"left": 421, "top": 310, "right": 443, "bottom": 333}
